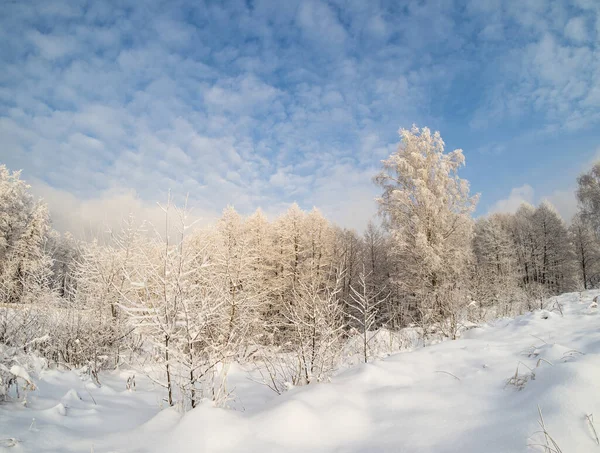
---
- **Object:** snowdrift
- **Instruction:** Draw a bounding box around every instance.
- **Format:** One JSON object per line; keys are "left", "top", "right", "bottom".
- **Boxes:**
{"left": 156, "top": 291, "right": 600, "bottom": 453}
{"left": 1, "top": 291, "right": 599, "bottom": 452}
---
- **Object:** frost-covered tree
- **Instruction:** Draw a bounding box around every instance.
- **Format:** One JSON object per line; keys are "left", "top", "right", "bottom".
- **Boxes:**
{"left": 569, "top": 213, "right": 600, "bottom": 289}
{"left": 69, "top": 216, "right": 145, "bottom": 372}
{"left": 0, "top": 166, "right": 32, "bottom": 263}
{"left": 245, "top": 209, "right": 272, "bottom": 292}
{"left": 117, "top": 197, "right": 225, "bottom": 408}
{"left": 5, "top": 202, "right": 53, "bottom": 304}
{"left": 0, "top": 166, "right": 53, "bottom": 305}
{"left": 272, "top": 204, "right": 307, "bottom": 302}
{"left": 283, "top": 277, "right": 344, "bottom": 385}
{"left": 347, "top": 266, "right": 388, "bottom": 363}
{"left": 577, "top": 162, "right": 600, "bottom": 234}
{"left": 509, "top": 204, "right": 538, "bottom": 288}
{"left": 1, "top": 153, "right": 591, "bottom": 407}
{"left": 267, "top": 204, "right": 339, "bottom": 340}
{"left": 334, "top": 227, "right": 361, "bottom": 321}
{"left": 472, "top": 214, "right": 524, "bottom": 316}
{"left": 49, "top": 232, "right": 79, "bottom": 300}
{"left": 360, "top": 221, "right": 398, "bottom": 326}
{"left": 374, "top": 126, "right": 478, "bottom": 324}
{"left": 498, "top": 202, "right": 575, "bottom": 307}
{"left": 362, "top": 221, "right": 389, "bottom": 286}
{"left": 207, "top": 206, "right": 264, "bottom": 364}
{"left": 531, "top": 202, "right": 574, "bottom": 295}
{"left": 473, "top": 215, "right": 516, "bottom": 277}
{"left": 304, "top": 208, "right": 335, "bottom": 284}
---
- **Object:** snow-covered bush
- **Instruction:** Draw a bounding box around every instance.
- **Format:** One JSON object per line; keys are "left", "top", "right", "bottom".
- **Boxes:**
{"left": 0, "top": 343, "right": 42, "bottom": 402}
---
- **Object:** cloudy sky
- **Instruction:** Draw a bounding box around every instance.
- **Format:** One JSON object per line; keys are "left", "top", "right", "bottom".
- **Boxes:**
{"left": 1, "top": 0, "right": 599, "bottom": 234}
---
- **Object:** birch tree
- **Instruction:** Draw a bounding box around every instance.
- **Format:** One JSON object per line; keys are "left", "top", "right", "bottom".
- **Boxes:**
{"left": 374, "top": 126, "right": 478, "bottom": 325}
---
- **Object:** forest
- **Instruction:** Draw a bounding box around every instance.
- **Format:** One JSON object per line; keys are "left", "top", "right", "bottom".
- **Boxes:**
{"left": 1, "top": 126, "right": 599, "bottom": 410}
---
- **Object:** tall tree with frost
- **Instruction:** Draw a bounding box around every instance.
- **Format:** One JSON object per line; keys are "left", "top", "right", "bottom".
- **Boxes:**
{"left": 531, "top": 202, "right": 574, "bottom": 295}
{"left": 210, "top": 206, "right": 262, "bottom": 362}
{"left": 5, "top": 202, "right": 53, "bottom": 304}
{"left": 361, "top": 221, "right": 396, "bottom": 326}
{"left": 472, "top": 214, "right": 523, "bottom": 315}
{"left": 243, "top": 209, "right": 273, "bottom": 341}
{"left": 0, "top": 165, "right": 53, "bottom": 305}
{"left": 362, "top": 221, "right": 389, "bottom": 288}
{"left": 270, "top": 204, "right": 307, "bottom": 326}
{"left": 304, "top": 208, "right": 335, "bottom": 285}
{"left": 510, "top": 204, "right": 538, "bottom": 288}
{"left": 246, "top": 209, "right": 272, "bottom": 289}
{"left": 569, "top": 213, "right": 600, "bottom": 290}
{"left": 49, "top": 232, "right": 79, "bottom": 300}
{"left": 0, "top": 166, "right": 32, "bottom": 265}
{"left": 374, "top": 126, "right": 478, "bottom": 321}
{"left": 334, "top": 227, "right": 361, "bottom": 321}
{"left": 577, "top": 162, "right": 600, "bottom": 235}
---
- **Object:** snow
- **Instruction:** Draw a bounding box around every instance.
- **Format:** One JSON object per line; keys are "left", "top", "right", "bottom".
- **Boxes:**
{"left": 2, "top": 291, "right": 600, "bottom": 452}
{"left": 8, "top": 366, "right": 34, "bottom": 389}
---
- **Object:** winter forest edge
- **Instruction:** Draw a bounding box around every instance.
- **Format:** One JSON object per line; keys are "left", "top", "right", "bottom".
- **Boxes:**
{"left": 1, "top": 125, "right": 598, "bottom": 411}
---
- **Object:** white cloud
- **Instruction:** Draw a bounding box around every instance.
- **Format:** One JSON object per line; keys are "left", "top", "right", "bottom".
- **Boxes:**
{"left": 297, "top": 0, "right": 348, "bottom": 49}
{"left": 28, "top": 30, "right": 79, "bottom": 60}
{"left": 488, "top": 185, "right": 535, "bottom": 214}
{"left": 544, "top": 189, "right": 578, "bottom": 222}
{"left": 29, "top": 178, "right": 219, "bottom": 239}
{"left": 468, "top": 3, "right": 600, "bottom": 132}
{"left": 564, "top": 17, "right": 588, "bottom": 43}
{"left": 489, "top": 184, "right": 577, "bottom": 222}
{"left": 1, "top": 0, "right": 599, "bottom": 236}
{"left": 203, "top": 75, "right": 283, "bottom": 115}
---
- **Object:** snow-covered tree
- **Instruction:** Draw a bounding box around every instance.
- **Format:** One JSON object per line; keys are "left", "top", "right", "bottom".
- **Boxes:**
{"left": 207, "top": 206, "right": 264, "bottom": 364}
{"left": 303, "top": 208, "right": 335, "bottom": 283}
{"left": 283, "top": 276, "right": 344, "bottom": 385}
{"left": 0, "top": 166, "right": 53, "bottom": 305}
{"left": 0, "top": 154, "right": 591, "bottom": 408}
{"left": 5, "top": 202, "right": 53, "bottom": 304}
{"left": 374, "top": 126, "right": 478, "bottom": 324}
{"left": 68, "top": 216, "right": 146, "bottom": 372}
{"left": 117, "top": 196, "right": 226, "bottom": 408}
{"left": 531, "top": 202, "right": 574, "bottom": 295}
{"left": 0, "top": 166, "right": 32, "bottom": 264}
{"left": 577, "top": 162, "right": 600, "bottom": 235}
{"left": 472, "top": 214, "right": 524, "bottom": 316}
{"left": 509, "top": 204, "right": 538, "bottom": 288}
{"left": 360, "top": 221, "right": 398, "bottom": 326}
{"left": 497, "top": 202, "right": 575, "bottom": 307}
{"left": 272, "top": 204, "right": 306, "bottom": 301}
{"left": 334, "top": 227, "right": 361, "bottom": 322}
{"left": 569, "top": 213, "right": 600, "bottom": 289}
{"left": 347, "top": 266, "right": 388, "bottom": 363}
{"left": 49, "top": 231, "right": 79, "bottom": 300}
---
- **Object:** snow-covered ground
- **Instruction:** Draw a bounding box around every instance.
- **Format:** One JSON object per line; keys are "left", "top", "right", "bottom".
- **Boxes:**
{"left": 2, "top": 291, "right": 600, "bottom": 452}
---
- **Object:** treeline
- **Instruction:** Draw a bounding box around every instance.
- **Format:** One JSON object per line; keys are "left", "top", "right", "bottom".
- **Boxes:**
{"left": 1, "top": 126, "right": 599, "bottom": 408}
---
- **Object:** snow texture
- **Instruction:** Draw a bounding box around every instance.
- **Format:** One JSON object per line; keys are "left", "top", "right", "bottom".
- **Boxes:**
{"left": 1, "top": 291, "right": 599, "bottom": 452}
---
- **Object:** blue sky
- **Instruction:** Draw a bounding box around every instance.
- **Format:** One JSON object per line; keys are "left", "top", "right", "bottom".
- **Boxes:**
{"left": 1, "top": 0, "right": 599, "bottom": 232}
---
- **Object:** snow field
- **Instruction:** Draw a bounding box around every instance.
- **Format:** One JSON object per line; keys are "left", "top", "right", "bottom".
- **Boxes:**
{"left": 1, "top": 290, "right": 599, "bottom": 452}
